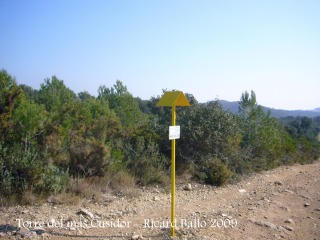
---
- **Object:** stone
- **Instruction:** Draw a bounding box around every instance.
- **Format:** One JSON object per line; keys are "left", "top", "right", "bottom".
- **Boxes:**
{"left": 284, "top": 226, "right": 294, "bottom": 231}
{"left": 41, "top": 233, "right": 51, "bottom": 238}
{"left": 304, "top": 203, "right": 310, "bottom": 207}
{"left": 239, "top": 189, "right": 246, "bottom": 193}
{"left": 131, "top": 234, "right": 141, "bottom": 240}
{"left": 78, "top": 208, "right": 95, "bottom": 219}
{"left": 274, "top": 180, "right": 283, "bottom": 185}
{"left": 101, "top": 194, "right": 115, "bottom": 203}
{"left": 251, "top": 219, "right": 279, "bottom": 231}
{"left": 282, "top": 206, "right": 291, "bottom": 211}
{"left": 153, "top": 196, "right": 160, "bottom": 201}
{"left": 184, "top": 184, "right": 192, "bottom": 191}
{"left": 284, "top": 189, "right": 294, "bottom": 194}
{"left": 285, "top": 219, "right": 294, "bottom": 224}
{"left": 17, "top": 229, "right": 37, "bottom": 238}
{"left": 33, "top": 227, "right": 45, "bottom": 235}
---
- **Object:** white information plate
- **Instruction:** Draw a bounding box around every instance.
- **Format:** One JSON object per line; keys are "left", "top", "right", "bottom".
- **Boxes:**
{"left": 169, "top": 126, "right": 180, "bottom": 140}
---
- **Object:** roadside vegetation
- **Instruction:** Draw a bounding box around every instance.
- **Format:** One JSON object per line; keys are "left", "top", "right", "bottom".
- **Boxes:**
{"left": 1, "top": 69, "right": 319, "bottom": 206}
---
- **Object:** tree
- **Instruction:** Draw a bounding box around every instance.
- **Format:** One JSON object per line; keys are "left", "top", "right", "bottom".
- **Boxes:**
{"left": 0, "top": 70, "right": 23, "bottom": 144}
{"left": 98, "top": 80, "right": 147, "bottom": 127}
{"left": 37, "top": 76, "right": 76, "bottom": 112}
{"left": 0, "top": 72, "right": 70, "bottom": 197}
{"left": 78, "top": 91, "right": 94, "bottom": 102}
{"left": 238, "top": 90, "right": 295, "bottom": 170}
{"left": 19, "top": 84, "right": 39, "bottom": 102}
{"left": 12, "top": 96, "right": 47, "bottom": 151}
{"left": 178, "top": 100, "right": 240, "bottom": 166}
{"left": 35, "top": 76, "right": 77, "bottom": 163}
{"left": 238, "top": 90, "right": 266, "bottom": 149}
{"left": 238, "top": 90, "right": 266, "bottom": 120}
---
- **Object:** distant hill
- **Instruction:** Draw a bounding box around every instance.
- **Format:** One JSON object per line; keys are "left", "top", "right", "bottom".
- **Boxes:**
{"left": 217, "top": 100, "right": 320, "bottom": 118}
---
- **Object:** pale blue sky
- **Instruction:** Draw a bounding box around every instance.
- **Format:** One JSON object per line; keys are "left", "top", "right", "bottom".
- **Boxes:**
{"left": 1, "top": 0, "right": 319, "bottom": 110}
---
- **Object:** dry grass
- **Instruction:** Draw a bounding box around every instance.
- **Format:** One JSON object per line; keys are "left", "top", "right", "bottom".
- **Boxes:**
{"left": 67, "top": 178, "right": 88, "bottom": 195}
{"left": 105, "top": 170, "right": 142, "bottom": 198}
{"left": 44, "top": 172, "right": 137, "bottom": 205}
{"left": 1, "top": 190, "right": 42, "bottom": 207}
{"left": 47, "top": 192, "right": 81, "bottom": 205}
{"left": 2, "top": 171, "right": 141, "bottom": 207}
{"left": 109, "top": 170, "right": 135, "bottom": 191}
{"left": 0, "top": 195, "right": 18, "bottom": 207}
{"left": 21, "top": 190, "right": 37, "bottom": 205}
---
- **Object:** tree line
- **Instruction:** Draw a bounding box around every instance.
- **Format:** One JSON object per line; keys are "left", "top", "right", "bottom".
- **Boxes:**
{"left": 1, "top": 69, "right": 319, "bottom": 205}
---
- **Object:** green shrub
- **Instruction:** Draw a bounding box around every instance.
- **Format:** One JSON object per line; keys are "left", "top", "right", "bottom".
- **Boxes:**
{"left": 124, "top": 135, "right": 169, "bottom": 186}
{"left": 198, "top": 159, "right": 232, "bottom": 186}
{"left": 0, "top": 144, "right": 42, "bottom": 195}
{"left": 68, "top": 133, "right": 111, "bottom": 177}
{"left": 41, "top": 164, "right": 69, "bottom": 194}
{"left": 0, "top": 143, "right": 69, "bottom": 204}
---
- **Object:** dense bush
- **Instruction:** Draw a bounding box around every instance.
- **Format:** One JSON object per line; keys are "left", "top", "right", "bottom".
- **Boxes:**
{"left": 0, "top": 143, "right": 68, "bottom": 197}
{"left": 0, "top": 69, "right": 319, "bottom": 205}
{"left": 196, "top": 158, "right": 232, "bottom": 186}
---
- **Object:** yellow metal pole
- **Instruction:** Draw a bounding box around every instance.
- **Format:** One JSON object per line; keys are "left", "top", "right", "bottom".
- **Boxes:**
{"left": 171, "top": 105, "right": 176, "bottom": 237}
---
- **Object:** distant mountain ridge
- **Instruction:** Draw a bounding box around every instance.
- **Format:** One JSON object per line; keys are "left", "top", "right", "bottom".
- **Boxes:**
{"left": 217, "top": 100, "right": 320, "bottom": 118}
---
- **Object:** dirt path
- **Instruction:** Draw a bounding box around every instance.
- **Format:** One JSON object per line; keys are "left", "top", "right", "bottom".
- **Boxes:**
{"left": 1, "top": 161, "right": 320, "bottom": 240}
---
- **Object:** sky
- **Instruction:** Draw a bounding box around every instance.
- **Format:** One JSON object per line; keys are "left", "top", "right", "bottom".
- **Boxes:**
{"left": 0, "top": 0, "right": 319, "bottom": 110}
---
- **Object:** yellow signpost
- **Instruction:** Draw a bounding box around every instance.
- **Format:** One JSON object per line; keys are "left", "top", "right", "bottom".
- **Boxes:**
{"left": 157, "top": 91, "right": 190, "bottom": 237}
